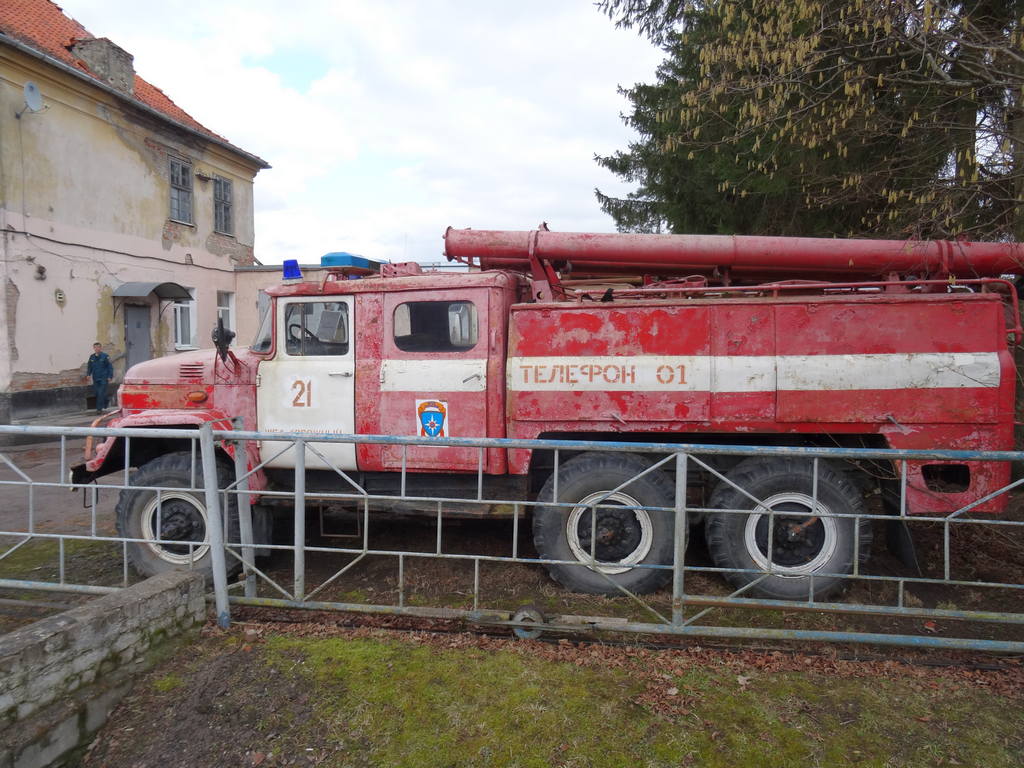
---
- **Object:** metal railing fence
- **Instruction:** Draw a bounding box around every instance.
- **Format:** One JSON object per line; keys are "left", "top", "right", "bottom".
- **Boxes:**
{"left": 0, "top": 422, "right": 1022, "bottom": 653}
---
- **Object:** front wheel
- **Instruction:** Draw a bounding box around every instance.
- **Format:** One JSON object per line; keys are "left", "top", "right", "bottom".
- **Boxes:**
{"left": 532, "top": 452, "right": 680, "bottom": 595}
{"left": 705, "top": 458, "right": 872, "bottom": 601}
{"left": 115, "top": 452, "right": 239, "bottom": 578}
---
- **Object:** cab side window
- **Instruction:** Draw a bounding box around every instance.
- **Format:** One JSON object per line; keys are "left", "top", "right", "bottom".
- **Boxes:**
{"left": 284, "top": 302, "right": 349, "bottom": 356}
{"left": 393, "top": 301, "right": 478, "bottom": 352}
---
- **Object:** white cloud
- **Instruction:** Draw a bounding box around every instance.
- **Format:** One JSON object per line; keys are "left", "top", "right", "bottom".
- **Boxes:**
{"left": 59, "top": 0, "right": 662, "bottom": 264}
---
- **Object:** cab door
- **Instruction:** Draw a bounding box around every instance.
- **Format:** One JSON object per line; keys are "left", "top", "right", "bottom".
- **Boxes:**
{"left": 377, "top": 289, "right": 489, "bottom": 471}
{"left": 257, "top": 296, "right": 356, "bottom": 470}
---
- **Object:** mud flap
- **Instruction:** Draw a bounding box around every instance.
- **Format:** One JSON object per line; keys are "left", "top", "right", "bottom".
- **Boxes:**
{"left": 70, "top": 463, "right": 97, "bottom": 486}
{"left": 886, "top": 518, "right": 921, "bottom": 574}
{"left": 252, "top": 504, "right": 275, "bottom": 559}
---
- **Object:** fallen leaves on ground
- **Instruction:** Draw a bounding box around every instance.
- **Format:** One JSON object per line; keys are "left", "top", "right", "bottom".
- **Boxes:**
{"left": 225, "top": 607, "right": 1024, "bottom": 721}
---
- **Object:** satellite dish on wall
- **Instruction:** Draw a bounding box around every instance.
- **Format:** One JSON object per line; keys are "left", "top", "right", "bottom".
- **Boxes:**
{"left": 16, "top": 82, "right": 43, "bottom": 119}
{"left": 23, "top": 82, "right": 42, "bottom": 111}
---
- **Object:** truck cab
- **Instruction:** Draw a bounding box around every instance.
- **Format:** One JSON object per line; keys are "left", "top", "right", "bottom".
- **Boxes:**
{"left": 252, "top": 264, "right": 522, "bottom": 479}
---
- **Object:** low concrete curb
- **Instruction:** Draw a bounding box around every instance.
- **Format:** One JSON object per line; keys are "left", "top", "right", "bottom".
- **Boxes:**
{"left": 0, "top": 571, "right": 206, "bottom": 768}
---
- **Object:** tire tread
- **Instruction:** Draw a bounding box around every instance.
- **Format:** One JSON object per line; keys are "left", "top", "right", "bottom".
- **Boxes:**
{"left": 705, "top": 457, "right": 871, "bottom": 601}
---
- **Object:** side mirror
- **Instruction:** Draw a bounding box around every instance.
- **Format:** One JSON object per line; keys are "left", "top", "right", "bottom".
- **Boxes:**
{"left": 212, "top": 316, "right": 236, "bottom": 362}
{"left": 447, "top": 302, "right": 477, "bottom": 347}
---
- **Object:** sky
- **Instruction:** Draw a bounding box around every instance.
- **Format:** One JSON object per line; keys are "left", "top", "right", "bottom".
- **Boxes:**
{"left": 57, "top": 0, "right": 663, "bottom": 266}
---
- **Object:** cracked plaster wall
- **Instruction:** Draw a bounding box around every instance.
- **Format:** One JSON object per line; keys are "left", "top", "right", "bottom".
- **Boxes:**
{"left": 0, "top": 47, "right": 263, "bottom": 419}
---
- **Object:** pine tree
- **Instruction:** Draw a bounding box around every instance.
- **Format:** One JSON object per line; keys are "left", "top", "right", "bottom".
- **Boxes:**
{"left": 597, "top": 0, "right": 1024, "bottom": 239}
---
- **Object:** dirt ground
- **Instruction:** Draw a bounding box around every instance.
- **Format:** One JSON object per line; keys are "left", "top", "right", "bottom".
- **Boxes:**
{"left": 79, "top": 613, "right": 1024, "bottom": 768}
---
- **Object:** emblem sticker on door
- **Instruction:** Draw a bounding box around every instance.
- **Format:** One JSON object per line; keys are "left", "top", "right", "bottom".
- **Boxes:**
{"left": 416, "top": 399, "right": 449, "bottom": 438}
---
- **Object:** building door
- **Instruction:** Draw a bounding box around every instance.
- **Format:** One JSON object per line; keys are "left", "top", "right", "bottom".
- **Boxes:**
{"left": 124, "top": 304, "right": 151, "bottom": 372}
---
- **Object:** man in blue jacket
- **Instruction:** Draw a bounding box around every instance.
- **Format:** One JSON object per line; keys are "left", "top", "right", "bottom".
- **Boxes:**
{"left": 86, "top": 342, "right": 113, "bottom": 412}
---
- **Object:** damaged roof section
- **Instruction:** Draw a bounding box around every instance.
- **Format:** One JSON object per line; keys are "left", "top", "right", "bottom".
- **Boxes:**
{"left": 0, "top": 0, "right": 269, "bottom": 169}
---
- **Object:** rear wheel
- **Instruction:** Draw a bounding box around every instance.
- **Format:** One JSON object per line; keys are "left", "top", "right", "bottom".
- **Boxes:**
{"left": 533, "top": 452, "right": 679, "bottom": 595}
{"left": 705, "top": 458, "right": 871, "bottom": 601}
{"left": 116, "top": 452, "right": 240, "bottom": 578}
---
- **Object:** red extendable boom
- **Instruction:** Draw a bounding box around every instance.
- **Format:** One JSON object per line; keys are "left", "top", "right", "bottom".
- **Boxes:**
{"left": 444, "top": 228, "right": 1024, "bottom": 281}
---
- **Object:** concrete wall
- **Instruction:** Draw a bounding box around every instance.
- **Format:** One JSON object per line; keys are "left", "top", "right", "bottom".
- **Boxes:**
{"left": 0, "top": 43, "right": 263, "bottom": 421}
{"left": 0, "top": 571, "right": 205, "bottom": 768}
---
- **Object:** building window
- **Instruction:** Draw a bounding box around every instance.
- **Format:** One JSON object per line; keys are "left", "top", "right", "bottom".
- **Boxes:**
{"left": 214, "top": 176, "right": 233, "bottom": 235}
{"left": 173, "top": 288, "right": 197, "bottom": 349}
{"left": 217, "top": 291, "right": 235, "bottom": 334}
{"left": 169, "top": 157, "right": 193, "bottom": 224}
{"left": 393, "top": 301, "right": 478, "bottom": 352}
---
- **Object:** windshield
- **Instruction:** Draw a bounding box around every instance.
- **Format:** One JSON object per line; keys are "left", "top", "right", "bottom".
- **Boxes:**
{"left": 251, "top": 300, "right": 273, "bottom": 353}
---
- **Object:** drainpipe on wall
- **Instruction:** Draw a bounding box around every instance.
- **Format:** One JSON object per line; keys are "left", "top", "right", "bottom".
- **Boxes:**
{"left": 0, "top": 84, "right": 12, "bottom": 426}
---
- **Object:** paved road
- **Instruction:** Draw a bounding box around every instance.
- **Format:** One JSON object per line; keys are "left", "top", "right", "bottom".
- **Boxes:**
{"left": 0, "top": 437, "right": 121, "bottom": 539}
{"left": 0, "top": 435, "right": 126, "bottom": 631}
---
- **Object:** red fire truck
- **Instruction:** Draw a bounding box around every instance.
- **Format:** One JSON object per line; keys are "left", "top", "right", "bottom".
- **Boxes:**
{"left": 72, "top": 228, "right": 1024, "bottom": 601}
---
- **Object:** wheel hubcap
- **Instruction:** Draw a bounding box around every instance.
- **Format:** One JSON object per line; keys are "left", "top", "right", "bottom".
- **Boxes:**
{"left": 743, "top": 492, "right": 837, "bottom": 577}
{"left": 566, "top": 491, "right": 654, "bottom": 575}
{"left": 140, "top": 492, "right": 210, "bottom": 565}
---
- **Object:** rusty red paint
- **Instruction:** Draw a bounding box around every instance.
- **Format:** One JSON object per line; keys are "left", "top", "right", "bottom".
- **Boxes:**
{"left": 82, "top": 228, "right": 1022, "bottom": 520}
{"left": 444, "top": 228, "right": 1024, "bottom": 281}
{"left": 120, "top": 384, "right": 214, "bottom": 411}
{"left": 91, "top": 344, "right": 266, "bottom": 490}
{"left": 773, "top": 298, "right": 1004, "bottom": 355}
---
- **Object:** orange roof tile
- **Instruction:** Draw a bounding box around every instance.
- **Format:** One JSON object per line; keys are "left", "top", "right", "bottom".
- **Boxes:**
{"left": 0, "top": 0, "right": 265, "bottom": 164}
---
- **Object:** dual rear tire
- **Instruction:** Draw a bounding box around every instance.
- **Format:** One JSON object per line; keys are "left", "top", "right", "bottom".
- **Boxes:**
{"left": 705, "top": 458, "right": 872, "bottom": 601}
{"left": 533, "top": 452, "right": 679, "bottom": 594}
{"left": 531, "top": 453, "right": 871, "bottom": 601}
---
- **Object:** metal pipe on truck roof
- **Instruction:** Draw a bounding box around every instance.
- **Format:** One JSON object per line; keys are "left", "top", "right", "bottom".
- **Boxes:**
{"left": 443, "top": 228, "right": 1024, "bottom": 280}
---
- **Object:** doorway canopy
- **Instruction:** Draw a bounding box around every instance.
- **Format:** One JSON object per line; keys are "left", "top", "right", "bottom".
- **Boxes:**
{"left": 112, "top": 282, "right": 192, "bottom": 301}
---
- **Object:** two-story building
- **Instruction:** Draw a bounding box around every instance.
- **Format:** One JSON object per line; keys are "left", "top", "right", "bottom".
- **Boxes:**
{"left": 0, "top": 0, "right": 269, "bottom": 422}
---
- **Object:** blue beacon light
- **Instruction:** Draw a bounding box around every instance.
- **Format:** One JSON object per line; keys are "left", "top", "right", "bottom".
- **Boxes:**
{"left": 320, "top": 252, "right": 379, "bottom": 270}
{"left": 321, "top": 252, "right": 382, "bottom": 279}
{"left": 282, "top": 259, "right": 302, "bottom": 281}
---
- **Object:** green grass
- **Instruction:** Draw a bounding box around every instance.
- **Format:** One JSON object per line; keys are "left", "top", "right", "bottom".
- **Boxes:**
{"left": 261, "top": 633, "right": 1023, "bottom": 768}
{"left": 266, "top": 636, "right": 642, "bottom": 767}
{"left": 152, "top": 673, "right": 185, "bottom": 693}
{"left": 0, "top": 537, "right": 123, "bottom": 586}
